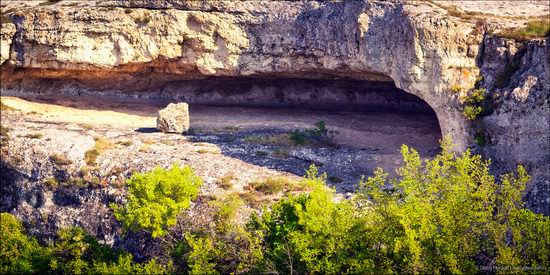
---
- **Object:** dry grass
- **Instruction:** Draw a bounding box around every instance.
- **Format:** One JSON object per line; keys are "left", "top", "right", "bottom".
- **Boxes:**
{"left": 142, "top": 138, "right": 155, "bottom": 145}
{"left": 0, "top": 101, "right": 15, "bottom": 111}
{"left": 271, "top": 147, "right": 290, "bottom": 158}
{"left": 116, "top": 140, "right": 132, "bottom": 147}
{"left": 426, "top": 0, "right": 528, "bottom": 21}
{"left": 50, "top": 153, "right": 72, "bottom": 166}
{"left": 44, "top": 178, "right": 59, "bottom": 189}
{"left": 195, "top": 147, "right": 221, "bottom": 154}
{"left": 499, "top": 19, "right": 550, "bottom": 41}
{"left": 0, "top": 125, "right": 10, "bottom": 137}
{"left": 247, "top": 176, "right": 297, "bottom": 195}
{"left": 23, "top": 133, "right": 44, "bottom": 139}
{"left": 245, "top": 134, "right": 293, "bottom": 146}
{"left": 80, "top": 124, "right": 94, "bottom": 130}
{"left": 218, "top": 173, "right": 236, "bottom": 190}
{"left": 139, "top": 144, "right": 150, "bottom": 153}
{"left": 239, "top": 191, "right": 263, "bottom": 208}
{"left": 84, "top": 136, "right": 114, "bottom": 165}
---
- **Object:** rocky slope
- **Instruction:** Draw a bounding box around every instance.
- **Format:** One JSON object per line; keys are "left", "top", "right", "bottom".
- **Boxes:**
{"left": 0, "top": 0, "right": 548, "bottom": 244}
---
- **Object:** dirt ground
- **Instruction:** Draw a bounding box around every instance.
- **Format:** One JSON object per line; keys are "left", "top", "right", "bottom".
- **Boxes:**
{"left": 1, "top": 95, "right": 442, "bottom": 191}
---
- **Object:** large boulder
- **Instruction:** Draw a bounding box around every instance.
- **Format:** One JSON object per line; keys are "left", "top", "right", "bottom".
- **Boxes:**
{"left": 156, "top": 103, "right": 190, "bottom": 133}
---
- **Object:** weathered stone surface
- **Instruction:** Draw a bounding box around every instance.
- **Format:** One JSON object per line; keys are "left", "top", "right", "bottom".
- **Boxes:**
{"left": 157, "top": 102, "right": 190, "bottom": 134}
{"left": 0, "top": 23, "right": 15, "bottom": 65}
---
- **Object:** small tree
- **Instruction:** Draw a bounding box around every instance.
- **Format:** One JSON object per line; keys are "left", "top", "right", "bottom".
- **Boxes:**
{"left": 112, "top": 164, "right": 203, "bottom": 238}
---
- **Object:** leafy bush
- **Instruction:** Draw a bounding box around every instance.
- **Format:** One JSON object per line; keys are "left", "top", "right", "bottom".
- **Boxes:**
{"left": 465, "top": 88, "right": 486, "bottom": 104}
{"left": 4, "top": 141, "right": 549, "bottom": 274}
{"left": 450, "top": 84, "right": 463, "bottom": 93}
{"left": 250, "top": 140, "right": 550, "bottom": 274}
{"left": 0, "top": 213, "right": 169, "bottom": 274}
{"left": 209, "top": 193, "right": 244, "bottom": 227}
{"left": 289, "top": 130, "right": 307, "bottom": 145}
{"left": 0, "top": 213, "right": 50, "bottom": 274}
{"left": 289, "top": 120, "right": 333, "bottom": 147}
{"left": 112, "top": 164, "right": 203, "bottom": 238}
{"left": 463, "top": 105, "right": 483, "bottom": 120}
{"left": 475, "top": 132, "right": 486, "bottom": 146}
{"left": 250, "top": 165, "right": 369, "bottom": 273}
{"left": 178, "top": 203, "right": 264, "bottom": 274}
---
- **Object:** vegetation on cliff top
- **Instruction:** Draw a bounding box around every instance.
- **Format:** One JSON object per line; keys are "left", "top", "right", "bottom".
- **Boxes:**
{"left": 2, "top": 140, "right": 549, "bottom": 274}
{"left": 499, "top": 18, "right": 550, "bottom": 41}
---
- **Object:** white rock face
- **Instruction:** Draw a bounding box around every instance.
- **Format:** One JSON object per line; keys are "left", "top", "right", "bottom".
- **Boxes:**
{"left": 0, "top": 23, "right": 15, "bottom": 65}
{"left": 157, "top": 103, "right": 190, "bottom": 134}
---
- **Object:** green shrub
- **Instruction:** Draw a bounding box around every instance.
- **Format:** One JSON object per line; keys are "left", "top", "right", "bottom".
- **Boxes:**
{"left": 314, "top": 120, "right": 328, "bottom": 135}
{"left": 0, "top": 213, "right": 170, "bottom": 274}
{"left": 250, "top": 140, "right": 550, "bottom": 274}
{"left": 0, "top": 213, "right": 50, "bottom": 274}
{"left": 93, "top": 254, "right": 170, "bottom": 275}
{"left": 289, "top": 130, "right": 307, "bottom": 146}
{"left": 463, "top": 105, "right": 483, "bottom": 120}
{"left": 465, "top": 88, "right": 486, "bottom": 104}
{"left": 112, "top": 164, "right": 203, "bottom": 238}
{"left": 180, "top": 206, "right": 264, "bottom": 274}
{"left": 475, "top": 132, "right": 486, "bottom": 146}
{"left": 250, "top": 165, "right": 368, "bottom": 273}
{"left": 450, "top": 84, "right": 463, "bottom": 93}
{"left": 184, "top": 234, "right": 219, "bottom": 275}
{"left": 209, "top": 193, "right": 244, "bottom": 227}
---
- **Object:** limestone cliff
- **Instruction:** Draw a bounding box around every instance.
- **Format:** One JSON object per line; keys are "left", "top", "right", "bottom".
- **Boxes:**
{"left": 0, "top": 0, "right": 548, "bottom": 216}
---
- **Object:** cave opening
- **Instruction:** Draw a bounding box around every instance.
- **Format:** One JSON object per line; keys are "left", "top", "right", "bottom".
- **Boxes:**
{"left": 138, "top": 77, "right": 438, "bottom": 114}
{"left": 3, "top": 75, "right": 443, "bottom": 187}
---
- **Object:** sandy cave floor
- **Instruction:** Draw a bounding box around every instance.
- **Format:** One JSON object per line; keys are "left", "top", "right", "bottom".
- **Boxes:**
{"left": 1, "top": 95, "right": 442, "bottom": 192}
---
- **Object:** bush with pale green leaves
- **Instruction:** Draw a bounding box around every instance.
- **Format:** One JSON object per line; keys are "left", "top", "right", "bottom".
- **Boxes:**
{"left": 3, "top": 140, "right": 548, "bottom": 274}
{"left": 250, "top": 139, "right": 550, "bottom": 274}
{"left": 111, "top": 164, "right": 203, "bottom": 238}
{"left": 0, "top": 213, "right": 170, "bottom": 274}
